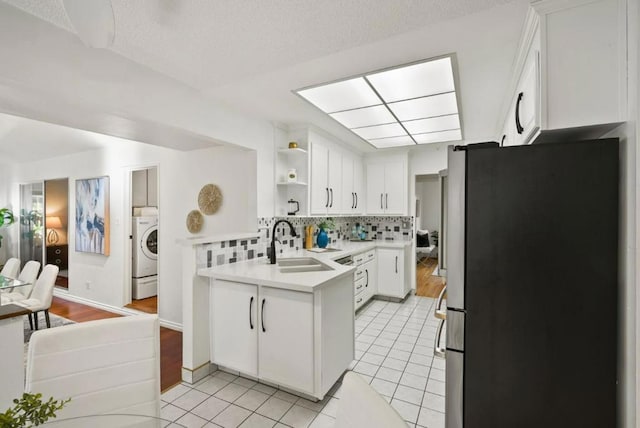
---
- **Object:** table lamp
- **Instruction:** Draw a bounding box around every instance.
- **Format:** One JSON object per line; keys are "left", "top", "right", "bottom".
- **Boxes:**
{"left": 46, "top": 216, "right": 63, "bottom": 245}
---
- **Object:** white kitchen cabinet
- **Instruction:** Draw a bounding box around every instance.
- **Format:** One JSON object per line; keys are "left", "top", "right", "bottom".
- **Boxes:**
{"left": 366, "top": 159, "right": 407, "bottom": 215}
{"left": 259, "top": 286, "right": 314, "bottom": 394}
{"left": 342, "top": 154, "right": 365, "bottom": 215}
{"left": 377, "top": 247, "right": 410, "bottom": 299}
{"left": 210, "top": 280, "right": 258, "bottom": 376}
{"left": 208, "top": 274, "right": 354, "bottom": 399}
{"left": 310, "top": 140, "right": 342, "bottom": 214}
{"left": 499, "top": 0, "right": 627, "bottom": 143}
{"left": 354, "top": 249, "right": 377, "bottom": 311}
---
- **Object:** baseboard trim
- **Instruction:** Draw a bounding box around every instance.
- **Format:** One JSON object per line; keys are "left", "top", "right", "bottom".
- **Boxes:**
{"left": 52, "top": 290, "right": 183, "bottom": 331}
{"left": 182, "top": 362, "right": 215, "bottom": 384}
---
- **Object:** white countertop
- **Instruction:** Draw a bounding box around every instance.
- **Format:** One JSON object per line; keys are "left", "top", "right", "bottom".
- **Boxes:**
{"left": 197, "top": 240, "right": 411, "bottom": 292}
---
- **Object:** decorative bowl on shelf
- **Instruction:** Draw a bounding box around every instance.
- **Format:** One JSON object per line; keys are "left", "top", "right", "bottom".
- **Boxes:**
{"left": 288, "top": 141, "right": 298, "bottom": 149}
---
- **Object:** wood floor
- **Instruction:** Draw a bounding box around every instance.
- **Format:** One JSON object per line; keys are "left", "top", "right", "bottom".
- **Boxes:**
{"left": 416, "top": 257, "right": 446, "bottom": 298}
{"left": 49, "top": 296, "right": 182, "bottom": 391}
{"left": 125, "top": 296, "right": 158, "bottom": 314}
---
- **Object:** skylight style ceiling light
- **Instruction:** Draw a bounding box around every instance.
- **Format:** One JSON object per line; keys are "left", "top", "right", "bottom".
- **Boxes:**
{"left": 295, "top": 55, "right": 463, "bottom": 148}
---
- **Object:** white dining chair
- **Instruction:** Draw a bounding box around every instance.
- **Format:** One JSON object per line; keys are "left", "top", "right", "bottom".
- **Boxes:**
{"left": 25, "top": 314, "right": 161, "bottom": 420}
{"left": 0, "top": 257, "right": 20, "bottom": 279}
{"left": 15, "top": 264, "right": 58, "bottom": 329}
{"left": 0, "top": 260, "right": 41, "bottom": 303}
{"left": 334, "top": 371, "right": 407, "bottom": 428}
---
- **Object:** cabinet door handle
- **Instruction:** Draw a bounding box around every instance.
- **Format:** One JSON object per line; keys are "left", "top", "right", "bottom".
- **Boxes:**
{"left": 352, "top": 192, "right": 355, "bottom": 209}
{"left": 386, "top": 193, "right": 388, "bottom": 209}
{"left": 395, "top": 256, "right": 398, "bottom": 273}
{"left": 380, "top": 193, "right": 383, "bottom": 209}
{"left": 261, "top": 298, "right": 266, "bottom": 332}
{"left": 249, "top": 296, "right": 254, "bottom": 329}
{"left": 500, "top": 134, "right": 506, "bottom": 147}
{"left": 329, "top": 188, "right": 333, "bottom": 208}
{"left": 515, "top": 91, "right": 524, "bottom": 135}
{"left": 325, "top": 188, "right": 329, "bottom": 208}
{"left": 365, "top": 269, "right": 369, "bottom": 287}
{"left": 355, "top": 192, "right": 358, "bottom": 209}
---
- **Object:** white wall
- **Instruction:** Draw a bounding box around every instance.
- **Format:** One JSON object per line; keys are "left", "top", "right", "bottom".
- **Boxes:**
{"left": 416, "top": 176, "right": 440, "bottom": 232}
{"left": 5, "top": 131, "right": 257, "bottom": 327}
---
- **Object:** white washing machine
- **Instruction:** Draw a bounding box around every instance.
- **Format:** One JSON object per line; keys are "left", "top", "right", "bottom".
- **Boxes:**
{"left": 132, "top": 216, "right": 158, "bottom": 299}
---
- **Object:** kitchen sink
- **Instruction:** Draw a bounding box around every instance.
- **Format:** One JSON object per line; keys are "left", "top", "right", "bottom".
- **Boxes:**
{"left": 277, "top": 257, "right": 334, "bottom": 273}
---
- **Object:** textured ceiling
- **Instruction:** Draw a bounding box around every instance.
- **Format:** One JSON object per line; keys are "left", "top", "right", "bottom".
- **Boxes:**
{"left": 4, "top": 0, "right": 517, "bottom": 90}
{"left": 0, "top": 0, "right": 528, "bottom": 153}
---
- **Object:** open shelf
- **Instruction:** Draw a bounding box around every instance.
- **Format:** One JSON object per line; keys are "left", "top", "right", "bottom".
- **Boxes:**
{"left": 277, "top": 181, "right": 308, "bottom": 186}
{"left": 278, "top": 148, "right": 308, "bottom": 155}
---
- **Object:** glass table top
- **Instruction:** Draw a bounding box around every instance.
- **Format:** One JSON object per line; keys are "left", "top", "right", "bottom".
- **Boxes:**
{"left": 41, "top": 414, "right": 187, "bottom": 427}
{"left": 0, "top": 274, "right": 29, "bottom": 290}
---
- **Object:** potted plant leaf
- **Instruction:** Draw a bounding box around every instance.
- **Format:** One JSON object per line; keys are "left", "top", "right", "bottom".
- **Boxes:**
{"left": 0, "top": 392, "right": 70, "bottom": 427}
{"left": 0, "top": 207, "right": 15, "bottom": 250}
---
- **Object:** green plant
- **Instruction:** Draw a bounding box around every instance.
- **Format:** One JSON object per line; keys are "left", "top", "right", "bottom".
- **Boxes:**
{"left": 0, "top": 393, "right": 70, "bottom": 427}
{"left": 317, "top": 218, "right": 335, "bottom": 231}
{"left": 0, "top": 208, "right": 15, "bottom": 249}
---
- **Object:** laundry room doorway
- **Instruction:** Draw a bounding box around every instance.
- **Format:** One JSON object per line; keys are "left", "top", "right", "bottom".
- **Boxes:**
{"left": 124, "top": 166, "right": 159, "bottom": 314}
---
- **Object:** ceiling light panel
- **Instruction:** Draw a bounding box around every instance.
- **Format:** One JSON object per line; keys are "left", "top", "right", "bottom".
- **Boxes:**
{"left": 413, "top": 129, "right": 462, "bottom": 145}
{"left": 366, "top": 57, "right": 455, "bottom": 103}
{"left": 403, "top": 114, "right": 460, "bottom": 134}
{"left": 368, "top": 135, "right": 416, "bottom": 149}
{"left": 297, "top": 77, "right": 381, "bottom": 113}
{"left": 388, "top": 92, "right": 458, "bottom": 122}
{"left": 352, "top": 123, "right": 407, "bottom": 140}
{"left": 329, "top": 105, "right": 396, "bottom": 129}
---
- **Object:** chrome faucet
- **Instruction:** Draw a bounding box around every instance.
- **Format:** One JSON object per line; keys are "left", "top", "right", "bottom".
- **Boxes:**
{"left": 270, "top": 220, "right": 297, "bottom": 264}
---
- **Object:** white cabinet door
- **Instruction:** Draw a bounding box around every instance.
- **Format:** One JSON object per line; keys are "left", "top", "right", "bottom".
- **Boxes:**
{"left": 147, "top": 167, "right": 158, "bottom": 207}
{"left": 258, "top": 286, "right": 314, "bottom": 394}
{"left": 211, "top": 280, "right": 258, "bottom": 376}
{"left": 310, "top": 143, "right": 329, "bottom": 215}
{"left": 384, "top": 161, "right": 405, "bottom": 215}
{"left": 377, "top": 248, "right": 405, "bottom": 298}
{"left": 327, "top": 149, "right": 342, "bottom": 214}
{"left": 514, "top": 50, "right": 540, "bottom": 145}
{"left": 341, "top": 155, "right": 354, "bottom": 214}
{"left": 366, "top": 163, "right": 386, "bottom": 215}
{"left": 353, "top": 159, "right": 364, "bottom": 214}
{"left": 363, "top": 258, "right": 377, "bottom": 296}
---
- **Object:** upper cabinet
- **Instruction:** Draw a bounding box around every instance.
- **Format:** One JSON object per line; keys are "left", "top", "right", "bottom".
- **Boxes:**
{"left": 499, "top": 0, "right": 628, "bottom": 145}
{"left": 342, "top": 154, "right": 364, "bottom": 215}
{"left": 310, "top": 140, "right": 343, "bottom": 215}
{"left": 365, "top": 156, "right": 407, "bottom": 215}
{"left": 278, "top": 128, "right": 365, "bottom": 217}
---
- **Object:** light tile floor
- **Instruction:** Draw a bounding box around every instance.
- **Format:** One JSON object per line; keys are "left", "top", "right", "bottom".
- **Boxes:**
{"left": 161, "top": 295, "right": 446, "bottom": 428}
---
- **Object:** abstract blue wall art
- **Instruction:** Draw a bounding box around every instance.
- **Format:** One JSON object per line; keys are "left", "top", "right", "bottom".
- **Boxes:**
{"left": 75, "top": 176, "right": 110, "bottom": 255}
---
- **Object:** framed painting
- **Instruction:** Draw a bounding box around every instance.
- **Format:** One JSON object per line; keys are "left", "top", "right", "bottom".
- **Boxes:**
{"left": 75, "top": 176, "right": 110, "bottom": 255}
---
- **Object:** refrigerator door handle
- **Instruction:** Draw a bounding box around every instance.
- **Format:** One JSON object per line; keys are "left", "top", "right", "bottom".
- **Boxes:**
{"left": 434, "top": 319, "right": 446, "bottom": 358}
{"left": 435, "top": 285, "right": 447, "bottom": 320}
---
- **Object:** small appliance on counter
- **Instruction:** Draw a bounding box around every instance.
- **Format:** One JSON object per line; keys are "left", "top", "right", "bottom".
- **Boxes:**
{"left": 287, "top": 199, "right": 300, "bottom": 216}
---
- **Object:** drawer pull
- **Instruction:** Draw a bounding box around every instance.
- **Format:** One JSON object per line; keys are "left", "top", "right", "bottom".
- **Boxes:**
{"left": 357, "top": 297, "right": 363, "bottom": 304}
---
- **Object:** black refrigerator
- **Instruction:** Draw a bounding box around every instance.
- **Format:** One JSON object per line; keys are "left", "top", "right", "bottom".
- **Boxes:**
{"left": 445, "top": 139, "right": 618, "bottom": 428}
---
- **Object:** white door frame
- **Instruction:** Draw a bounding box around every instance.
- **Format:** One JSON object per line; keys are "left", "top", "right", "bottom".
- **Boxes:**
{"left": 122, "top": 163, "right": 160, "bottom": 308}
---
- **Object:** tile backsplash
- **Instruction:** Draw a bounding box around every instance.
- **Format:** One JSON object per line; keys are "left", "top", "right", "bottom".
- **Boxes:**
{"left": 196, "top": 216, "right": 414, "bottom": 269}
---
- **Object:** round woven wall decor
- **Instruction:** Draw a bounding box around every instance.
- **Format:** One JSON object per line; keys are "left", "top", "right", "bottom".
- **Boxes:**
{"left": 198, "top": 184, "right": 223, "bottom": 215}
{"left": 186, "top": 210, "right": 204, "bottom": 234}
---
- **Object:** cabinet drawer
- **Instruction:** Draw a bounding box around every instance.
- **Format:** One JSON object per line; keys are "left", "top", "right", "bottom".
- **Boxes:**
{"left": 354, "top": 265, "right": 366, "bottom": 281}
{"left": 364, "top": 250, "right": 375, "bottom": 262}
{"left": 354, "top": 277, "right": 365, "bottom": 296}
{"left": 354, "top": 253, "right": 366, "bottom": 266}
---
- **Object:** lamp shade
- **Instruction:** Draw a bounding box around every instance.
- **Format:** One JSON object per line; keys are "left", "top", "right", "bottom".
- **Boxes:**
{"left": 46, "top": 216, "right": 63, "bottom": 229}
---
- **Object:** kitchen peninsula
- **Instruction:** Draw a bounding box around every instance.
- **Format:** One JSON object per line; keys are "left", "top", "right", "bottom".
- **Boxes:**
{"left": 199, "top": 254, "right": 355, "bottom": 400}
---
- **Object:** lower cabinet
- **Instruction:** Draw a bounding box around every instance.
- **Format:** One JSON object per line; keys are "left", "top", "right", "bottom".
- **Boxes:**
{"left": 258, "top": 286, "right": 314, "bottom": 393}
{"left": 210, "top": 280, "right": 258, "bottom": 376}
{"left": 377, "top": 246, "right": 411, "bottom": 299}
{"left": 354, "top": 250, "right": 377, "bottom": 311}
{"left": 210, "top": 276, "right": 353, "bottom": 399}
